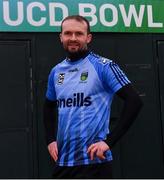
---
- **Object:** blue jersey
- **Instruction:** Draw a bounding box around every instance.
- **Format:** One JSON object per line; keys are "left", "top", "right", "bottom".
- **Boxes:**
{"left": 46, "top": 52, "right": 130, "bottom": 166}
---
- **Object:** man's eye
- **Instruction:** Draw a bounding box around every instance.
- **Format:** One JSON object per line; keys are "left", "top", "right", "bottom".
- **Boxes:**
{"left": 64, "top": 32, "right": 71, "bottom": 35}
{"left": 76, "top": 32, "right": 83, "bottom": 36}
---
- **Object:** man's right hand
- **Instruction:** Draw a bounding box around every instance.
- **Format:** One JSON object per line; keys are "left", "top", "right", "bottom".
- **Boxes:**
{"left": 48, "top": 141, "right": 58, "bottom": 161}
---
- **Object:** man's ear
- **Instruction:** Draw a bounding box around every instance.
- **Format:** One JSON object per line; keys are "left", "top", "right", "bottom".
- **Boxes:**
{"left": 87, "top": 33, "right": 92, "bottom": 44}
{"left": 59, "top": 33, "right": 63, "bottom": 43}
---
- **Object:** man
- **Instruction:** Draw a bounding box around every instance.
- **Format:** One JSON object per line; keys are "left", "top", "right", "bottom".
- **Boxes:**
{"left": 44, "top": 15, "right": 143, "bottom": 178}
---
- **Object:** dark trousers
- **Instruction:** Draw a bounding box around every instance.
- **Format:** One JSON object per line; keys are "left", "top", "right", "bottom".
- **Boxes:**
{"left": 52, "top": 161, "right": 113, "bottom": 179}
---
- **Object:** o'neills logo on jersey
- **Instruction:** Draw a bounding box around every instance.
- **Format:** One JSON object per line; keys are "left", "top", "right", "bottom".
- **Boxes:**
{"left": 56, "top": 93, "right": 92, "bottom": 108}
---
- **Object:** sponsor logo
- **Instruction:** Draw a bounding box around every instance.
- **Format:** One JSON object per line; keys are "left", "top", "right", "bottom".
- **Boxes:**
{"left": 57, "top": 73, "right": 65, "bottom": 85}
{"left": 100, "top": 57, "right": 110, "bottom": 64}
{"left": 56, "top": 93, "right": 92, "bottom": 108}
{"left": 80, "top": 71, "right": 88, "bottom": 81}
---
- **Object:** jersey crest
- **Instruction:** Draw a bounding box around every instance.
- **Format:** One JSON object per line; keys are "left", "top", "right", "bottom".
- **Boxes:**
{"left": 57, "top": 73, "right": 65, "bottom": 85}
{"left": 80, "top": 71, "right": 88, "bottom": 81}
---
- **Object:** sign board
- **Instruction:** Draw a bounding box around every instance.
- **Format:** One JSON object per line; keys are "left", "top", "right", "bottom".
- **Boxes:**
{"left": 0, "top": 0, "right": 164, "bottom": 32}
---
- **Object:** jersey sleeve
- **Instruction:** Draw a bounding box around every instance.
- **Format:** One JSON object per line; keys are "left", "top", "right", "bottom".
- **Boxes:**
{"left": 46, "top": 68, "right": 56, "bottom": 101}
{"left": 89, "top": 56, "right": 131, "bottom": 94}
{"left": 102, "top": 60, "right": 131, "bottom": 93}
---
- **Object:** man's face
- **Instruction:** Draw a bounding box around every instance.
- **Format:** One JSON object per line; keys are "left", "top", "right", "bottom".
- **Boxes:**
{"left": 60, "top": 19, "right": 92, "bottom": 54}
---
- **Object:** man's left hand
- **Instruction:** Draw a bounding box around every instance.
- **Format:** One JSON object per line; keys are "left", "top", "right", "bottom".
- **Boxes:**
{"left": 87, "top": 141, "right": 110, "bottom": 160}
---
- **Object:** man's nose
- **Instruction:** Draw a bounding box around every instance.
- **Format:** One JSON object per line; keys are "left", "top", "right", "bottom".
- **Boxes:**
{"left": 70, "top": 34, "right": 77, "bottom": 40}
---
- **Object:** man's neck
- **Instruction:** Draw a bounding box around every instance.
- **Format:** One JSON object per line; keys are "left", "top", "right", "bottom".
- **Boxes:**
{"left": 67, "top": 49, "right": 89, "bottom": 62}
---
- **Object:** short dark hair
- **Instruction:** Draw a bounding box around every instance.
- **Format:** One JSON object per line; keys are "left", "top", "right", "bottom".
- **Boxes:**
{"left": 61, "top": 15, "right": 90, "bottom": 34}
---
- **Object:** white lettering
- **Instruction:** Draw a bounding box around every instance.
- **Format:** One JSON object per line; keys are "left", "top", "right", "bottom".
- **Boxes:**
{"left": 147, "top": 5, "right": 163, "bottom": 27}
{"left": 3, "top": 1, "right": 23, "bottom": 26}
{"left": 119, "top": 4, "right": 145, "bottom": 27}
{"left": 49, "top": 3, "right": 68, "bottom": 26}
{"left": 99, "top": 4, "right": 118, "bottom": 27}
{"left": 27, "top": 2, "right": 46, "bottom": 26}
{"left": 79, "top": 3, "right": 97, "bottom": 26}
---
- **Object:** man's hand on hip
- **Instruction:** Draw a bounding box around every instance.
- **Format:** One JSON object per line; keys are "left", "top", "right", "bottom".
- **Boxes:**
{"left": 87, "top": 141, "right": 110, "bottom": 160}
{"left": 48, "top": 141, "right": 58, "bottom": 161}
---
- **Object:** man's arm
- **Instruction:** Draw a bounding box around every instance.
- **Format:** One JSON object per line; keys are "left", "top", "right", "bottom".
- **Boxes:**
{"left": 43, "top": 98, "right": 58, "bottom": 161}
{"left": 104, "top": 84, "right": 143, "bottom": 148}
{"left": 87, "top": 84, "right": 143, "bottom": 160}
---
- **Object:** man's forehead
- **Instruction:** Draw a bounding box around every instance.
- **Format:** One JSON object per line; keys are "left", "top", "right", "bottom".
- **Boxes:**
{"left": 62, "top": 19, "right": 87, "bottom": 28}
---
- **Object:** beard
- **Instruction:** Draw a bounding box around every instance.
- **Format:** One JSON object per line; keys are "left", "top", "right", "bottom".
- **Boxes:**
{"left": 64, "top": 43, "right": 88, "bottom": 61}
